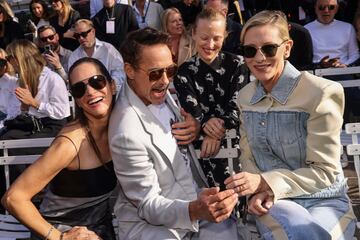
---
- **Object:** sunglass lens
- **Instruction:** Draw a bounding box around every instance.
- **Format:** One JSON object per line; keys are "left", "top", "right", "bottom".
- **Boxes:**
{"left": 262, "top": 44, "right": 278, "bottom": 57}
{"left": 149, "top": 69, "right": 163, "bottom": 81}
{"left": 166, "top": 65, "right": 177, "bottom": 78}
{"left": 0, "top": 59, "right": 6, "bottom": 67}
{"left": 89, "top": 75, "right": 107, "bottom": 90}
{"left": 329, "top": 5, "right": 335, "bottom": 10}
{"left": 243, "top": 46, "right": 257, "bottom": 58}
{"left": 71, "top": 82, "right": 86, "bottom": 98}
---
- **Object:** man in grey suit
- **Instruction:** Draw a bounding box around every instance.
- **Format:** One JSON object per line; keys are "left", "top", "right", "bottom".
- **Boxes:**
{"left": 108, "top": 27, "right": 241, "bottom": 240}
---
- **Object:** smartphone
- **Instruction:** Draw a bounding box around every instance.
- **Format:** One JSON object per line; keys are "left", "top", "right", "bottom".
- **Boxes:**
{"left": 44, "top": 45, "right": 52, "bottom": 54}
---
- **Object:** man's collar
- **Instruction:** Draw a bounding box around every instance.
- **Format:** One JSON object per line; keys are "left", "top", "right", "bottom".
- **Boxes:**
{"left": 250, "top": 61, "right": 301, "bottom": 105}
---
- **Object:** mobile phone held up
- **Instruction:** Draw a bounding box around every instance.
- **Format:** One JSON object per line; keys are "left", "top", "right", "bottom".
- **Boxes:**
{"left": 44, "top": 44, "right": 53, "bottom": 55}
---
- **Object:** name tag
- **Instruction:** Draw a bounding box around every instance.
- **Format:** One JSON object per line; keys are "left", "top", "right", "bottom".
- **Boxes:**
{"left": 106, "top": 20, "right": 115, "bottom": 34}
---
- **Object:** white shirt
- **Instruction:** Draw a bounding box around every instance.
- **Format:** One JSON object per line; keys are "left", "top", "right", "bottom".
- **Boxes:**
{"left": 90, "top": 0, "right": 129, "bottom": 18}
{"left": 68, "top": 38, "right": 126, "bottom": 91}
{"left": 28, "top": 66, "right": 70, "bottom": 119}
{"left": 305, "top": 19, "right": 360, "bottom": 65}
{"left": 0, "top": 73, "right": 21, "bottom": 120}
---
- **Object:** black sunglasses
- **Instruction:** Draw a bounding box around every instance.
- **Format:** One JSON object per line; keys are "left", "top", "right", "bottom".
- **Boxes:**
{"left": 241, "top": 40, "right": 288, "bottom": 58}
{"left": 138, "top": 64, "right": 178, "bottom": 81}
{"left": 318, "top": 5, "right": 336, "bottom": 11}
{"left": 40, "top": 34, "right": 56, "bottom": 42}
{"left": 74, "top": 29, "right": 92, "bottom": 40}
{"left": 70, "top": 75, "right": 108, "bottom": 98}
{"left": 0, "top": 58, "right": 6, "bottom": 68}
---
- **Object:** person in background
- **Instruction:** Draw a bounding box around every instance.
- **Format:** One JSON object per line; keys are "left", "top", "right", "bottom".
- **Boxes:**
{"left": 206, "top": 0, "right": 242, "bottom": 54}
{"left": 173, "top": 0, "right": 202, "bottom": 27}
{"left": 161, "top": 7, "right": 196, "bottom": 66}
{"left": 37, "top": 25, "right": 72, "bottom": 82}
{"left": 49, "top": 0, "right": 80, "bottom": 51}
{"left": 1, "top": 39, "right": 69, "bottom": 142}
{"left": 29, "top": 0, "right": 53, "bottom": 31}
{"left": 0, "top": 48, "right": 20, "bottom": 130}
{"left": 174, "top": 8, "right": 248, "bottom": 192}
{"left": 133, "top": 0, "right": 163, "bottom": 30}
{"left": 225, "top": 10, "right": 356, "bottom": 239}
{"left": 68, "top": 19, "right": 126, "bottom": 91}
{"left": 90, "top": 0, "right": 129, "bottom": 18}
{"left": 92, "top": 0, "right": 138, "bottom": 51}
{"left": 0, "top": 0, "right": 24, "bottom": 49}
{"left": 305, "top": 0, "right": 359, "bottom": 68}
{"left": 2, "top": 57, "right": 118, "bottom": 240}
{"left": 109, "top": 27, "right": 241, "bottom": 240}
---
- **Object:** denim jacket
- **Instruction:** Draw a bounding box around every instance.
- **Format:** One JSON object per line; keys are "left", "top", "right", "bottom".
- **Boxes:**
{"left": 238, "top": 61, "right": 347, "bottom": 201}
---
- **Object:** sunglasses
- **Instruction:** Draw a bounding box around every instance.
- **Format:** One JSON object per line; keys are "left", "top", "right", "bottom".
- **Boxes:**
{"left": 40, "top": 34, "right": 55, "bottom": 42}
{"left": 74, "top": 29, "right": 92, "bottom": 40}
{"left": 241, "top": 40, "right": 288, "bottom": 58}
{"left": 0, "top": 58, "right": 6, "bottom": 68}
{"left": 70, "top": 75, "right": 108, "bottom": 98}
{"left": 318, "top": 5, "right": 336, "bottom": 11}
{"left": 138, "top": 64, "right": 178, "bottom": 81}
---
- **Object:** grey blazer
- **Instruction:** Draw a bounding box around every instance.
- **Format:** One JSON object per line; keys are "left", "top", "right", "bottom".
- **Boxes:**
{"left": 109, "top": 82, "right": 208, "bottom": 240}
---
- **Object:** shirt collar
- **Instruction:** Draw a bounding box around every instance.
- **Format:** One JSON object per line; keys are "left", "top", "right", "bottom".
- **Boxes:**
{"left": 196, "top": 52, "right": 225, "bottom": 72}
{"left": 250, "top": 61, "right": 301, "bottom": 105}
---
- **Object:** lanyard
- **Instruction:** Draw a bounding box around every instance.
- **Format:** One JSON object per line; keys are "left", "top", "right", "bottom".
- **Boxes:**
{"left": 106, "top": 7, "right": 115, "bottom": 21}
{"left": 141, "top": 2, "right": 150, "bottom": 23}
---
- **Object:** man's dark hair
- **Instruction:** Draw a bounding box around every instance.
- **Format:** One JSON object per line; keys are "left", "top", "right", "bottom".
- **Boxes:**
{"left": 120, "top": 27, "right": 170, "bottom": 68}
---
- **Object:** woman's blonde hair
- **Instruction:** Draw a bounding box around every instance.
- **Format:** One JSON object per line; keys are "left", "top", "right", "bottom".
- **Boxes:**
{"left": 0, "top": 0, "right": 15, "bottom": 21}
{"left": 161, "top": 7, "right": 183, "bottom": 34}
{"left": 240, "top": 10, "right": 290, "bottom": 44}
{"left": 193, "top": 7, "right": 226, "bottom": 34}
{"left": 0, "top": 48, "right": 14, "bottom": 76}
{"left": 6, "top": 40, "right": 46, "bottom": 97}
{"left": 57, "top": 0, "right": 74, "bottom": 25}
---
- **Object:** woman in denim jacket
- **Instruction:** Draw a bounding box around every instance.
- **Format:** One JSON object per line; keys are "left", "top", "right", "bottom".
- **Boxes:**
{"left": 225, "top": 10, "right": 356, "bottom": 240}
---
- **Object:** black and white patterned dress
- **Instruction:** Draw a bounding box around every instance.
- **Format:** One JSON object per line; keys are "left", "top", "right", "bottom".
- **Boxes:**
{"left": 174, "top": 52, "right": 249, "bottom": 190}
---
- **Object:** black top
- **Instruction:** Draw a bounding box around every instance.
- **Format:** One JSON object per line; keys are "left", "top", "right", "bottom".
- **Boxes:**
{"left": 92, "top": 3, "right": 139, "bottom": 50}
{"left": 0, "top": 20, "right": 24, "bottom": 49}
{"left": 223, "top": 18, "right": 242, "bottom": 55}
{"left": 173, "top": 1, "right": 202, "bottom": 27}
{"left": 50, "top": 161, "right": 117, "bottom": 198}
{"left": 49, "top": 10, "right": 80, "bottom": 51}
{"left": 288, "top": 22, "right": 313, "bottom": 71}
{"left": 174, "top": 52, "right": 249, "bottom": 129}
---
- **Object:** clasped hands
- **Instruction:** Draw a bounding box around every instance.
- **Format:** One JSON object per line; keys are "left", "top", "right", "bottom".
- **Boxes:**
{"left": 224, "top": 172, "right": 274, "bottom": 216}
{"left": 201, "top": 118, "right": 225, "bottom": 158}
{"left": 61, "top": 226, "right": 101, "bottom": 240}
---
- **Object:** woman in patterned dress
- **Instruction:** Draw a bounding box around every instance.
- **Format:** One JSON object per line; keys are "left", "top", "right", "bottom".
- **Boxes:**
{"left": 174, "top": 7, "right": 248, "bottom": 190}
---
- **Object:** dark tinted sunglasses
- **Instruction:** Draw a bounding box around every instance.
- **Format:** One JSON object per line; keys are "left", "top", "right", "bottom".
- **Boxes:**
{"left": 70, "top": 75, "right": 108, "bottom": 98}
{"left": 318, "top": 5, "right": 336, "bottom": 11}
{"left": 0, "top": 58, "right": 6, "bottom": 68}
{"left": 40, "top": 34, "right": 56, "bottom": 42}
{"left": 139, "top": 64, "right": 178, "bottom": 81}
{"left": 74, "top": 29, "right": 92, "bottom": 40}
{"left": 241, "top": 40, "right": 288, "bottom": 58}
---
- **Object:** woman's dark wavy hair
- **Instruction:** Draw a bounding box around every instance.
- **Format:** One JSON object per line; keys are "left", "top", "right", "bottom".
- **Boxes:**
{"left": 29, "top": 0, "right": 52, "bottom": 23}
{"left": 68, "top": 57, "right": 115, "bottom": 164}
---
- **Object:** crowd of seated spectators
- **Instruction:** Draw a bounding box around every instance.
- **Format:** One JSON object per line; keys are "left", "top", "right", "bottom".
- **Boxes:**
{"left": 0, "top": 0, "right": 360, "bottom": 239}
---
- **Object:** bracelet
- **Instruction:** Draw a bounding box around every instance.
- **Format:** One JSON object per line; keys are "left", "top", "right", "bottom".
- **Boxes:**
{"left": 44, "top": 225, "right": 55, "bottom": 240}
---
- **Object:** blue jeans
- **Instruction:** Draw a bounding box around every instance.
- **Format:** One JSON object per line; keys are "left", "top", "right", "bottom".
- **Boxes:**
{"left": 255, "top": 196, "right": 356, "bottom": 240}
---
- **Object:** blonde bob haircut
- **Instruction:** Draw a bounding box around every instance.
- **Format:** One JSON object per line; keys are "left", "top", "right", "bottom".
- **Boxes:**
{"left": 240, "top": 10, "right": 290, "bottom": 44}
{"left": 6, "top": 39, "right": 46, "bottom": 97}
{"left": 193, "top": 7, "right": 227, "bottom": 35}
{"left": 161, "top": 7, "right": 183, "bottom": 34}
{"left": 0, "top": 48, "right": 14, "bottom": 76}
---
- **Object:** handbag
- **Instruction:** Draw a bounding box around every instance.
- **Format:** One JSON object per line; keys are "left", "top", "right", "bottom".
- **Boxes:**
{"left": 4, "top": 114, "right": 43, "bottom": 133}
